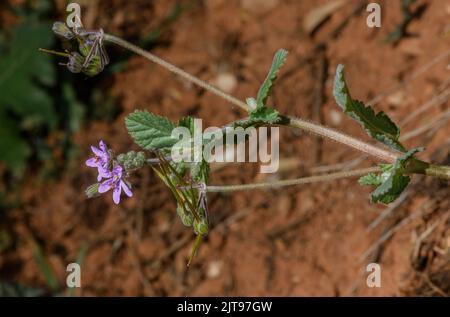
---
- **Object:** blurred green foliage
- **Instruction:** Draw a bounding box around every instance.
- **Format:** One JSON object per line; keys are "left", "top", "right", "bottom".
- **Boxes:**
{"left": 0, "top": 16, "right": 56, "bottom": 176}
{"left": 0, "top": 2, "right": 87, "bottom": 179}
{"left": 0, "top": 282, "right": 45, "bottom": 297}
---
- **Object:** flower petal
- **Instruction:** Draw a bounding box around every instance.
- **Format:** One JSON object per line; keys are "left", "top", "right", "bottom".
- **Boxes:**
{"left": 99, "top": 140, "right": 107, "bottom": 152}
{"left": 113, "top": 183, "right": 122, "bottom": 205}
{"left": 120, "top": 180, "right": 133, "bottom": 197}
{"left": 112, "top": 165, "right": 123, "bottom": 178}
{"left": 86, "top": 157, "right": 98, "bottom": 168}
{"left": 98, "top": 179, "right": 113, "bottom": 193}
{"left": 91, "top": 145, "right": 103, "bottom": 157}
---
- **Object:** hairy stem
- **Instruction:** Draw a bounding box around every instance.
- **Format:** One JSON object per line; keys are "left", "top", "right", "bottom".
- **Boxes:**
{"left": 105, "top": 34, "right": 450, "bottom": 180}
{"left": 283, "top": 116, "right": 399, "bottom": 163}
{"left": 104, "top": 34, "right": 250, "bottom": 112}
{"left": 206, "top": 167, "right": 380, "bottom": 192}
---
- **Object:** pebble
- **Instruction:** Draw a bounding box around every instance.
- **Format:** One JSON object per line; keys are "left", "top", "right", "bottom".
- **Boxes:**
{"left": 214, "top": 73, "right": 238, "bottom": 93}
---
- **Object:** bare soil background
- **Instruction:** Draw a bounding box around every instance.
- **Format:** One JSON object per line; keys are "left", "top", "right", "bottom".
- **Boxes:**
{"left": 1, "top": 0, "right": 449, "bottom": 296}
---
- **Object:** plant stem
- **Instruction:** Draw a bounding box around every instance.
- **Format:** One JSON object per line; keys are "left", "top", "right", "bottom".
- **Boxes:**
{"left": 283, "top": 116, "right": 399, "bottom": 163}
{"left": 423, "top": 163, "right": 450, "bottom": 179}
{"left": 206, "top": 167, "right": 380, "bottom": 193}
{"left": 105, "top": 34, "right": 450, "bottom": 180}
{"left": 104, "top": 34, "right": 250, "bottom": 112}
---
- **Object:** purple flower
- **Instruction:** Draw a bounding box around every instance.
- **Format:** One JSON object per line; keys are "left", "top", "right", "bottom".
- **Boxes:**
{"left": 98, "top": 165, "right": 133, "bottom": 205}
{"left": 86, "top": 140, "right": 110, "bottom": 181}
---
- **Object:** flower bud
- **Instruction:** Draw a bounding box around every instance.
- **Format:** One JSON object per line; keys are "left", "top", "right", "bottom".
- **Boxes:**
{"left": 85, "top": 183, "right": 100, "bottom": 198}
{"left": 120, "top": 151, "right": 146, "bottom": 170}
{"left": 67, "top": 52, "right": 84, "bottom": 73}
{"left": 52, "top": 22, "right": 75, "bottom": 40}
{"left": 117, "top": 154, "right": 127, "bottom": 164}
{"left": 82, "top": 54, "right": 103, "bottom": 77}
{"left": 79, "top": 40, "right": 94, "bottom": 57}
{"left": 177, "top": 204, "right": 194, "bottom": 227}
{"left": 193, "top": 218, "right": 208, "bottom": 236}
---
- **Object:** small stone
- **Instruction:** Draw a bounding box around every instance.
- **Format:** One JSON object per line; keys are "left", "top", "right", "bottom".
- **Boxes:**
{"left": 207, "top": 260, "right": 223, "bottom": 279}
{"left": 214, "top": 73, "right": 238, "bottom": 93}
{"left": 329, "top": 109, "right": 342, "bottom": 126}
{"left": 387, "top": 91, "right": 405, "bottom": 107}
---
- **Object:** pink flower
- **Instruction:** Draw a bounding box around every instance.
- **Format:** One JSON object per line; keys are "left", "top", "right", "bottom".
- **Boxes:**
{"left": 86, "top": 140, "right": 111, "bottom": 181}
{"left": 98, "top": 165, "right": 133, "bottom": 205}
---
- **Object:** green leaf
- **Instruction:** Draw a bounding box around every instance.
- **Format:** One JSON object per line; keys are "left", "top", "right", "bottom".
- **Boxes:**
{"left": 179, "top": 116, "right": 210, "bottom": 183}
{"left": 371, "top": 168, "right": 410, "bottom": 204}
{"left": 333, "top": 64, "right": 406, "bottom": 152}
{"left": 125, "top": 110, "right": 178, "bottom": 150}
{"left": 190, "top": 159, "right": 210, "bottom": 184}
{"left": 256, "top": 48, "right": 288, "bottom": 108}
{"left": 361, "top": 147, "right": 423, "bottom": 204}
{"left": 248, "top": 106, "right": 281, "bottom": 124}
{"left": 0, "top": 17, "right": 58, "bottom": 175}
{"left": 358, "top": 173, "right": 383, "bottom": 186}
{"left": 0, "top": 18, "right": 57, "bottom": 130}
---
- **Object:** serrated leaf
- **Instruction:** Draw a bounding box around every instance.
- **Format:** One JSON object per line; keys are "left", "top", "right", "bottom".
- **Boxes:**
{"left": 256, "top": 49, "right": 288, "bottom": 108}
{"left": 371, "top": 169, "right": 410, "bottom": 204}
{"left": 358, "top": 173, "right": 383, "bottom": 186}
{"left": 178, "top": 116, "right": 195, "bottom": 134}
{"left": 125, "top": 110, "right": 178, "bottom": 150}
{"left": 400, "top": 147, "right": 424, "bottom": 163}
{"left": 363, "top": 147, "right": 423, "bottom": 204}
{"left": 248, "top": 106, "right": 281, "bottom": 124}
{"left": 333, "top": 64, "right": 406, "bottom": 152}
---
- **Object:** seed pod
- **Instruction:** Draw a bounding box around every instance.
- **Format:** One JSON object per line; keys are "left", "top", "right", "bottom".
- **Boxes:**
{"left": 193, "top": 217, "right": 208, "bottom": 236}
{"left": 67, "top": 52, "right": 84, "bottom": 73}
{"left": 82, "top": 54, "right": 103, "bottom": 77}
{"left": 177, "top": 204, "right": 194, "bottom": 227}
{"left": 79, "top": 40, "right": 94, "bottom": 57}
{"left": 52, "top": 22, "right": 75, "bottom": 40}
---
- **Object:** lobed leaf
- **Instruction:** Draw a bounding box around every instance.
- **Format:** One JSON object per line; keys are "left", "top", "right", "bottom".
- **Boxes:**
{"left": 248, "top": 106, "right": 281, "bottom": 124}
{"left": 256, "top": 49, "right": 288, "bottom": 108}
{"left": 361, "top": 148, "right": 423, "bottom": 204}
{"left": 333, "top": 64, "right": 406, "bottom": 152}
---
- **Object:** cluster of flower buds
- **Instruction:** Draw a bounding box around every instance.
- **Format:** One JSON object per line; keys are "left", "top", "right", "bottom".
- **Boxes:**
{"left": 85, "top": 141, "right": 133, "bottom": 204}
{"left": 117, "top": 151, "right": 146, "bottom": 171}
{"left": 41, "top": 21, "right": 109, "bottom": 77}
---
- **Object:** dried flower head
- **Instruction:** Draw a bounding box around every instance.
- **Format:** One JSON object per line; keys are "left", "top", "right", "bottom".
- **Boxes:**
{"left": 40, "top": 21, "right": 109, "bottom": 77}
